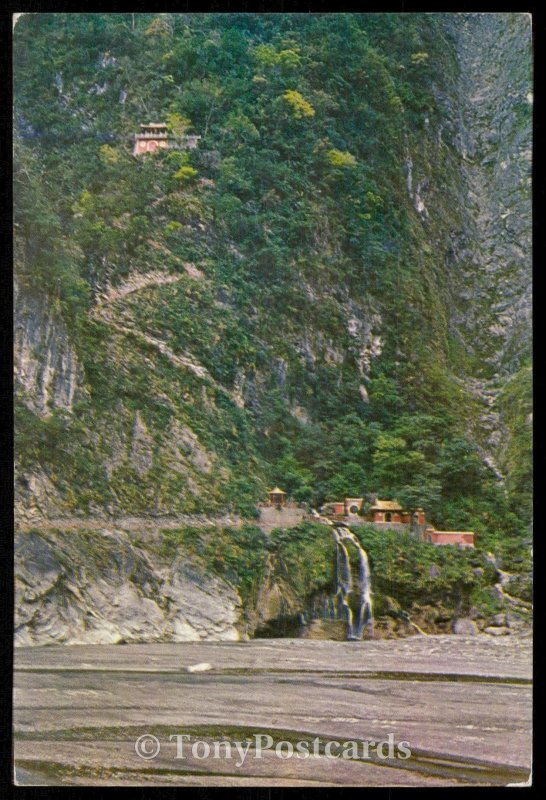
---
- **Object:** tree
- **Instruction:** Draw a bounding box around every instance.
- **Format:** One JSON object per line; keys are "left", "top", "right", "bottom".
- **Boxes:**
{"left": 281, "top": 90, "right": 315, "bottom": 118}
{"left": 325, "top": 149, "right": 357, "bottom": 168}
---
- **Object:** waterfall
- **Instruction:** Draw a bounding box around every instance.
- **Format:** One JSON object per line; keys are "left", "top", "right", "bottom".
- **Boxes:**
{"left": 333, "top": 527, "right": 374, "bottom": 640}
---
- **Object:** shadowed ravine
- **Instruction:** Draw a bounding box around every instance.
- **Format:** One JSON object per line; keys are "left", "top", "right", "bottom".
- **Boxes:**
{"left": 14, "top": 636, "right": 532, "bottom": 787}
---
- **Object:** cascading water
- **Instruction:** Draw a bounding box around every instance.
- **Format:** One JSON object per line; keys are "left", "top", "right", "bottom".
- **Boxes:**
{"left": 333, "top": 526, "right": 374, "bottom": 640}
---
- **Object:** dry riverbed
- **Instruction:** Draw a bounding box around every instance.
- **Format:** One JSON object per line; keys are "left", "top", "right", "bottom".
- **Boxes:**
{"left": 14, "top": 635, "right": 532, "bottom": 787}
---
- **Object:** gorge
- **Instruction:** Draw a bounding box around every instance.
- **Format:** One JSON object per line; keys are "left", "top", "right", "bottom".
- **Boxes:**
{"left": 14, "top": 11, "right": 532, "bottom": 644}
{"left": 12, "top": 12, "right": 533, "bottom": 786}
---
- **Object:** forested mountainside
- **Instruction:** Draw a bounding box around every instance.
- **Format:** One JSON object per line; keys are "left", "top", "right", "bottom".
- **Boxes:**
{"left": 14, "top": 13, "right": 531, "bottom": 558}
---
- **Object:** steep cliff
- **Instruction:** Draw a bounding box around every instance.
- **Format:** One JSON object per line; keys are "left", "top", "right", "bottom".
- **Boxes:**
{"left": 440, "top": 14, "right": 532, "bottom": 489}
{"left": 15, "top": 522, "right": 531, "bottom": 646}
{"left": 446, "top": 13, "right": 531, "bottom": 378}
{"left": 13, "top": 13, "right": 532, "bottom": 640}
{"left": 15, "top": 528, "right": 242, "bottom": 646}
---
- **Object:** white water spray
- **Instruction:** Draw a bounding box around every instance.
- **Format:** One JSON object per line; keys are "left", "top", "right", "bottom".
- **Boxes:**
{"left": 333, "top": 527, "right": 374, "bottom": 640}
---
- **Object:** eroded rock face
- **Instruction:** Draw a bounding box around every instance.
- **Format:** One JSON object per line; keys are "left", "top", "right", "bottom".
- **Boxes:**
{"left": 169, "top": 420, "right": 214, "bottom": 475}
{"left": 446, "top": 13, "right": 532, "bottom": 377}
{"left": 163, "top": 558, "right": 241, "bottom": 642}
{"left": 15, "top": 529, "right": 242, "bottom": 646}
{"left": 243, "top": 555, "right": 303, "bottom": 637}
{"left": 15, "top": 469, "right": 70, "bottom": 526}
{"left": 439, "top": 13, "right": 532, "bottom": 475}
{"left": 130, "top": 411, "right": 154, "bottom": 477}
{"left": 14, "top": 278, "right": 84, "bottom": 418}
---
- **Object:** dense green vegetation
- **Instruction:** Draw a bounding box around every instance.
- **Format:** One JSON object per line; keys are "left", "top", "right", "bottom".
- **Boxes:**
{"left": 157, "top": 522, "right": 335, "bottom": 607}
{"left": 158, "top": 524, "right": 267, "bottom": 604}
{"left": 14, "top": 14, "right": 531, "bottom": 567}
{"left": 147, "top": 520, "right": 531, "bottom": 625}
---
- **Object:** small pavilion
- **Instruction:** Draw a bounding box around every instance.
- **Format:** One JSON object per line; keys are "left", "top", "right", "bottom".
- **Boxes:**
{"left": 268, "top": 487, "right": 287, "bottom": 508}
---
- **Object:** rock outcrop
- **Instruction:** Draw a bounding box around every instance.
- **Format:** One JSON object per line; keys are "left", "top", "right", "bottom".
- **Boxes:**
{"left": 15, "top": 529, "right": 242, "bottom": 646}
{"left": 14, "top": 277, "right": 84, "bottom": 418}
{"left": 441, "top": 13, "right": 532, "bottom": 470}
{"left": 452, "top": 618, "right": 478, "bottom": 636}
{"left": 447, "top": 13, "right": 532, "bottom": 377}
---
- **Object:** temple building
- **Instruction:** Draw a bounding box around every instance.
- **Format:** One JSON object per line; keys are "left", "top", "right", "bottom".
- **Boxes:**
{"left": 261, "top": 488, "right": 475, "bottom": 547}
{"left": 319, "top": 495, "right": 474, "bottom": 547}
{"left": 414, "top": 508, "right": 426, "bottom": 525}
{"left": 368, "top": 499, "right": 427, "bottom": 526}
{"left": 345, "top": 498, "right": 364, "bottom": 517}
{"left": 133, "top": 123, "right": 201, "bottom": 156}
{"left": 322, "top": 498, "right": 363, "bottom": 518}
{"left": 133, "top": 123, "right": 171, "bottom": 156}
{"left": 369, "top": 499, "right": 404, "bottom": 524}
{"left": 268, "top": 487, "right": 287, "bottom": 509}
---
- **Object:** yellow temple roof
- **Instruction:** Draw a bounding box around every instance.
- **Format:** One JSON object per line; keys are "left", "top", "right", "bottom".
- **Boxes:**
{"left": 370, "top": 498, "right": 402, "bottom": 511}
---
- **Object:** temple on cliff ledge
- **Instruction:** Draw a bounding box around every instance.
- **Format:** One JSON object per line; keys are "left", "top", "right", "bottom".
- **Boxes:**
{"left": 321, "top": 496, "right": 475, "bottom": 547}
{"left": 267, "top": 487, "right": 287, "bottom": 508}
{"left": 322, "top": 497, "right": 425, "bottom": 528}
{"left": 132, "top": 123, "right": 201, "bottom": 156}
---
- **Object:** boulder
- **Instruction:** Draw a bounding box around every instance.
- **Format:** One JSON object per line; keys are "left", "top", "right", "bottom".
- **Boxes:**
{"left": 186, "top": 662, "right": 212, "bottom": 673}
{"left": 506, "top": 612, "right": 530, "bottom": 631}
{"left": 452, "top": 618, "right": 478, "bottom": 636}
{"left": 484, "top": 626, "right": 511, "bottom": 636}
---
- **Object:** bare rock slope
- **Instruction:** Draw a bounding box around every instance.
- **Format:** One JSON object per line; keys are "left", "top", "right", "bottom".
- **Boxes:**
{"left": 15, "top": 529, "right": 242, "bottom": 646}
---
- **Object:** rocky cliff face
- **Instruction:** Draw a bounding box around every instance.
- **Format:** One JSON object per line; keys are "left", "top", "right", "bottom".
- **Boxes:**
{"left": 15, "top": 529, "right": 242, "bottom": 646}
{"left": 14, "top": 276, "right": 84, "bottom": 419}
{"left": 439, "top": 13, "right": 532, "bottom": 474}
{"left": 446, "top": 13, "right": 532, "bottom": 378}
{"left": 15, "top": 523, "right": 532, "bottom": 646}
{"left": 14, "top": 13, "right": 532, "bottom": 517}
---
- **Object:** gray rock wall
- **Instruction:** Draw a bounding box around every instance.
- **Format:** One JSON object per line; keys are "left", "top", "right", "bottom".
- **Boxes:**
{"left": 14, "top": 277, "right": 84, "bottom": 418}
{"left": 15, "top": 529, "right": 242, "bottom": 646}
{"left": 445, "top": 12, "right": 532, "bottom": 378}
{"left": 258, "top": 506, "right": 307, "bottom": 533}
